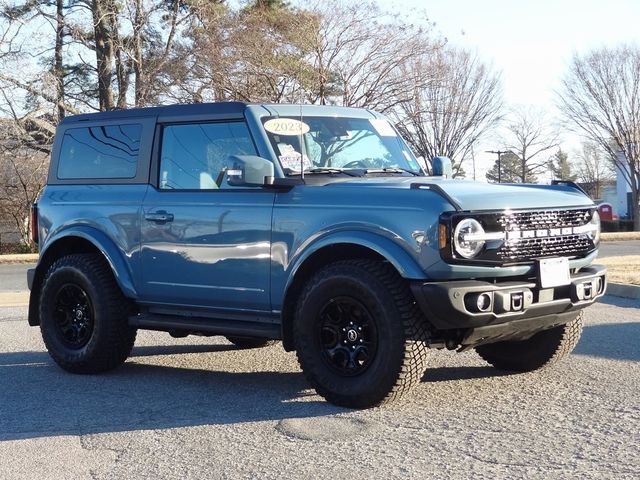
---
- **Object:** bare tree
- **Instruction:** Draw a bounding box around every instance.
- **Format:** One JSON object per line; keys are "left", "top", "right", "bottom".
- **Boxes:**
{"left": 573, "top": 142, "right": 613, "bottom": 200}
{"left": 168, "top": 1, "right": 314, "bottom": 103}
{"left": 0, "top": 122, "right": 48, "bottom": 247}
{"left": 393, "top": 47, "right": 503, "bottom": 176}
{"left": 558, "top": 45, "right": 640, "bottom": 229}
{"left": 502, "top": 106, "right": 559, "bottom": 183}
{"left": 303, "top": 0, "right": 438, "bottom": 113}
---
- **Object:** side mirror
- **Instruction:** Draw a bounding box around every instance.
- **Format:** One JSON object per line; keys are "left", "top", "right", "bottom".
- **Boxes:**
{"left": 432, "top": 156, "right": 452, "bottom": 178}
{"left": 225, "top": 155, "right": 275, "bottom": 187}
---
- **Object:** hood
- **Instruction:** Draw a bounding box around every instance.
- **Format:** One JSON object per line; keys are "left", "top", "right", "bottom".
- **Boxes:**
{"left": 328, "top": 177, "right": 594, "bottom": 211}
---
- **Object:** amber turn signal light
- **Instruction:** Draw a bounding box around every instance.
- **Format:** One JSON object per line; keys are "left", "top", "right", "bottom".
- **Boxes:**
{"left": 439, "top": 223, "right": 447, "bottom": 249}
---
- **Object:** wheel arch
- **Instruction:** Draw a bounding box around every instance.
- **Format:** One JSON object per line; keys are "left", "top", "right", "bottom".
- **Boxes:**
{"left": 280, "top": 235, "right": 425, "bottom": 351}
{"left": 28, "top": 227, "right": 137, "bottom": 326}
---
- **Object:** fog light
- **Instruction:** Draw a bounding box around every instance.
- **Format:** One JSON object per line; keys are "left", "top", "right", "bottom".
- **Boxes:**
{"left": 476, "top": 293, "right": 492, "bottom": 312}
{"left": 594, "top": 277, "right": 603, "bottom": 294}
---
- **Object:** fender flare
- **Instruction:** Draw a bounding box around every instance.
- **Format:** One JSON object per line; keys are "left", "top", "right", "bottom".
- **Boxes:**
{"left": 283, "top": 229, "right": 426, "bottom": 298}
{"left": 278, "top": 229, "right": 426, "bottom": 351}
{"left": 38, "top": 225, "right": 138, "bottom": 299}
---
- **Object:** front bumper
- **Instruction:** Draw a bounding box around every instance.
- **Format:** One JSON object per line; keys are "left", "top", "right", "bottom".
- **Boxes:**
{"left": 411, "top": 265, "right": 606, "bottom": 335}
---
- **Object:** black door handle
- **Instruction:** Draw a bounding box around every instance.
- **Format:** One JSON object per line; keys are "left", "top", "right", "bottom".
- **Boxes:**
{"left": 144, "top": 211, "right": 174, "bottom": 223}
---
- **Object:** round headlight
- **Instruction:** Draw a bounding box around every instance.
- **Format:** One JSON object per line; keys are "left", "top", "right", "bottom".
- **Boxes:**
{"left": 590, "top": 210, "right": 601, "bottom": 244}
{"left": 453, "top": 218, "right": 486, "bottom": 258}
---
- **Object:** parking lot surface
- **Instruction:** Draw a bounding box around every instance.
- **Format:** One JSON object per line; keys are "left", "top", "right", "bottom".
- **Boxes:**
{"left": 0, "top": 297, "right": 639, "bottom": 480}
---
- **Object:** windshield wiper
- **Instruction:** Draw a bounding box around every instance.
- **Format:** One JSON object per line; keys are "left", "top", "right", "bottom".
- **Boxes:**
{"left": 364, "top": 167, "right": 422, "bottom": 176}
{"left": 299, "top": 167, "right": 362, "bottom": 177}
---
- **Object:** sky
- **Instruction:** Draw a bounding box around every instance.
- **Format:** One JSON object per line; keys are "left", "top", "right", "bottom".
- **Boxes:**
{"left": 383, "top": 0, "right": 640, "bottom": 178}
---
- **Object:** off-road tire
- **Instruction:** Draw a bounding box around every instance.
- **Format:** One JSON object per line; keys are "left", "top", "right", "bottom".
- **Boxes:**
{"left": 39, "top": 253, "right": 137, "bottom": 373}
{"left": 225, "top": 336, "right": 276, "bottom": 349}
{"left": 294, "top": 260, "right": 430, "bottom": 409}
{"left": 475, "top": 311, "right": 584, "bottom": 372}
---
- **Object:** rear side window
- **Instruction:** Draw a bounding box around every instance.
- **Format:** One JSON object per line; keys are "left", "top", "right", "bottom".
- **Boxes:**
{"left": 57, "top": 124, "right": 142, "bottom": 179}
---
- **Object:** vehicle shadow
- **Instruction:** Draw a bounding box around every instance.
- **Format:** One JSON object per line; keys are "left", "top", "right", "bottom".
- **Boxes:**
{"left": 600, "top": 295, "right": 640, "bottom": 309}
{"left": 422, "top": 365, "right": 512, "bottom": 383}
{"left": 131, "top": 343, "right": 237, "bottom": 357}
{"left": 0, "top": 349, "right": 341, "bottom": 442}
{"left": 573, "top": 321, "right": 640, "bottom": 362}
{"left": 3, "top": 320, "right": 636, "bottom": 441}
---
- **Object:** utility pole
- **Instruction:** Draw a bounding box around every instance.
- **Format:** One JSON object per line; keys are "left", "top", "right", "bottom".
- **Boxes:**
{"left": 486, "top": 150, "right": 509, "bottom": 183}
{"left": 471, "top": 145, "right": 476, "bottom": 181}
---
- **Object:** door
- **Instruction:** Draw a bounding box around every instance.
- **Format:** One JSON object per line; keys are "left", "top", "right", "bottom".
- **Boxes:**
{"left": 139, "top": 121, "right": 275, "bottom": 312}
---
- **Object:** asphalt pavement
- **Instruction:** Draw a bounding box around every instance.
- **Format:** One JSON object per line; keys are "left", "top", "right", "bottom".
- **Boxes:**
{"left": 598, "top": 240, "right": 640, "bottom": 257}
{"left": 0, "top": 297, "right": 638, "bottom": 480}
{"left": 0, "top": 263, "right": 33, "bottom": 292}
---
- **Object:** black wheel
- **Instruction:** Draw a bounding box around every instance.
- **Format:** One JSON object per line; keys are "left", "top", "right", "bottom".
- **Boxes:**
{"left": 294, "top": 260, "right": 430, "bottom": 408}
{"left": 225, "top": 336, "right": 276, "bottom": 349}
{"left": 39, "top": 253, "right": 137, "bottom": 374}
{"left": 475, "top": 311, "right": 584, "bottom": 372}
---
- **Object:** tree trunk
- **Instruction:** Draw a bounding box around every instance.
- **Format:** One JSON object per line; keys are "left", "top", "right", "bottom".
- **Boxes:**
{"left": 93, "top": 0, "right": 115, "bottom": 111}
{"left": 54, "top": 0, "right": 65, "bottom": 121}
{"left": 111, "top": 2, "right": 128, "bottom": 109}
{"left": 133, "top": 0, "right": 144, "bottom": 106}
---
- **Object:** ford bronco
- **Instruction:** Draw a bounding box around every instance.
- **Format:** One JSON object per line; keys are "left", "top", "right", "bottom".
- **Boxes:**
{"left": 27, "top": 102, "right": 606, "bottom": 408}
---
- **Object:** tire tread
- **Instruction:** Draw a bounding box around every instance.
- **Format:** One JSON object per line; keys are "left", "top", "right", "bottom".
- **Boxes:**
{"left": 294, "top": 259, "right": 429, "bottom": 408}
{"left": 40, "top": 253, "right": 136, "bottom": 374}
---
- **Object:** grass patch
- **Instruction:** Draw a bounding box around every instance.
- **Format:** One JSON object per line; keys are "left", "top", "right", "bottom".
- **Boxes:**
{"left": 0, "top": 253, "right": 38, "bottom": 264}
{"left": 601, "top": 232, "right": 640, "bottom": 241}
{"left": 597, "top": 255, "right": 640, "bottom": 285}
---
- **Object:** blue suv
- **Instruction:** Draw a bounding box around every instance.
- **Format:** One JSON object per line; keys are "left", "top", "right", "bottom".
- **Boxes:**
{"left": 27, "top": 102, "right": 606, "bottom": 408}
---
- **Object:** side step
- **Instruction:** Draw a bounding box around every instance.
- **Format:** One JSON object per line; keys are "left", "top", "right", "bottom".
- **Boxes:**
{"left": 129, "top": 313, "right": 281, "bottom": 339}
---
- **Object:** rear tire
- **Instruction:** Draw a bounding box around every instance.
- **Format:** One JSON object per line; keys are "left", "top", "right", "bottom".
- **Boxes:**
{"left": 39, "top": 253, "right": 137, "bottom": 374}
{"left": 475, "top": 311, "right": 584, "bottom": 372}
{"left": 294, "top": 260, "right": 430, "bottom": 409}
{"left": 225, "top": 336, "right": 275, "bottom": 349}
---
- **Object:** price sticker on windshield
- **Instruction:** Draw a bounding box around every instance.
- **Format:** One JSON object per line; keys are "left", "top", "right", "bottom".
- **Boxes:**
{"left": 538, "top": 257, "right": 570, "bottom": 288}
{"left": 264, "top": 118, "right": 310, "bottom": 136}
{"left": 279, "top": 152, "right": 312, "bottom": 172}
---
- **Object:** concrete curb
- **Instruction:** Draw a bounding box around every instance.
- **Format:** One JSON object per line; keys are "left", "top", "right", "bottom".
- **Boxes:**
{"left": 606, "top": 282, "right": 640, "bottom": 300}
{"left": 601, "top": 232, "right": 640, "bottom": 241}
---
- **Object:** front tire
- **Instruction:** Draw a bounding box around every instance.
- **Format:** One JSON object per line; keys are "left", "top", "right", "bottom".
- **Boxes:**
{"left": 39, "top": 253, "right": 137, "bottom": 374}
{"left": 475, "top": 311, "right": 584, "bottom": 372}
{"left": 294, "top": 260, "right": 429, "bottom": 408}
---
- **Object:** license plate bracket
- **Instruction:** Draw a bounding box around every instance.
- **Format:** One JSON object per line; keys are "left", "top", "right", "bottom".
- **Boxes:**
{"left": 538, "top": 257, "right": 570, "bottom": 288}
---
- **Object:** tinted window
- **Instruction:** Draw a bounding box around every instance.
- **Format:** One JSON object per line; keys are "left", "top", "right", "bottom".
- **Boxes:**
{"left": 159, "top": 122, "right": 257, "bottom": 190}
{"left": 57, "top": 124, "right": 142, "bottom": 179}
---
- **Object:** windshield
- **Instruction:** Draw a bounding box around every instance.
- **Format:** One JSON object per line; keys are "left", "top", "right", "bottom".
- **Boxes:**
{"left": 262, "top": 116, "right": 423, "bottom": 175}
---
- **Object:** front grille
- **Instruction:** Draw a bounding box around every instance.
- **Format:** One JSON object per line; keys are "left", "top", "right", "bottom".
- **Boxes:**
{"left": 442, "top": 207, "right": 597, "bottom": 265}
{"left": 495, "top": 208, "right": 594, "bottom": 262}
{"left": 497, "top": 234, "right": 593, "bottom": 261}
{"left": 497, "top": 208, "right": 591, "bottom": 231}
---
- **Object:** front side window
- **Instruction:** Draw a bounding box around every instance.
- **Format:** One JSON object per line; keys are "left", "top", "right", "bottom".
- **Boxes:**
{"left": 262, "top": 116, "right": 422, "bottom": 175}
{"left": 57, "top": 124, "right": 142, "bottom": 179}
{"left": 159, "top": 122, "right": 257, "bottom": 190}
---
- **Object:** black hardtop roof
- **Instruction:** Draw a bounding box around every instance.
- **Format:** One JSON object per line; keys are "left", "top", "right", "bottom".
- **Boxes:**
{"left": 60, "top": 101, "right": 249, "bottom": 124}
